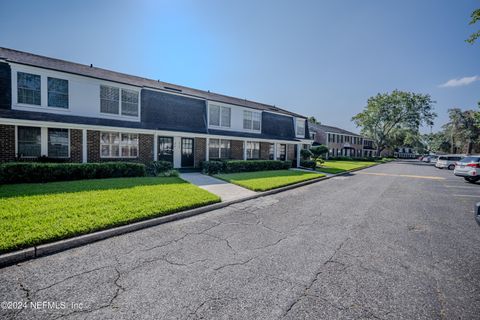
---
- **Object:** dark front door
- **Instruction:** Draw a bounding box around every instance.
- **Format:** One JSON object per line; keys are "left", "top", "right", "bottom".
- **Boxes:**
{"left": 181, "top": 138, "right": 194, "bottom": 167}
{"left": 158, "top": 136, "right": 174, "bottom": 164}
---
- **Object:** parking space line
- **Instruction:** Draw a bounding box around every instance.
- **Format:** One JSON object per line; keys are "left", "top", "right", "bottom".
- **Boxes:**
{"left": 452, "top": 194, "right": 480, "bottom": 198}
{"left": 356, "top": 172, "right": 445, "bottom": 180}
{"left": 443, "top": 185, "right": 479, "bottom": 189}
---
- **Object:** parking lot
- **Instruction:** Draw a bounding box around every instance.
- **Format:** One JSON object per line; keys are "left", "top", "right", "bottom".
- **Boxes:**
{"left": 1, "top": 160, "right": 479, "bottom": 319}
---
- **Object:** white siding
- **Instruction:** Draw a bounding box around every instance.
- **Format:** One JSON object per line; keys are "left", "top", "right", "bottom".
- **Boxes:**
{"left": 10, "top": 63, "right": 141, "bottom": 122}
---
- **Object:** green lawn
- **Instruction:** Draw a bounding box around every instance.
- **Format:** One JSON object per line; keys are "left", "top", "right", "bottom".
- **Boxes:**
{"left": 0, "top": 177, "right": 220, "bottom": 253}
{"left": 215, "top": 170, "right": 325, "bottom": 191}
{"left": 316, "top": 160, "right": 377, "bottom": 174}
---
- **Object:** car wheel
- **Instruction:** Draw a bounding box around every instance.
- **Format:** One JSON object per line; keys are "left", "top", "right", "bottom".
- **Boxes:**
{"left": 465, "top": 177, "right": 480, "bottom": 183}
{"left": 448, "top": 164, "right": 455, "bottom": 170}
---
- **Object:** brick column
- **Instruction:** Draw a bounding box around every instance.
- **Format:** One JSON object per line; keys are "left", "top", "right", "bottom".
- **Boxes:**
{"left": 231, "top": 140, "right": 244, "bottom": 160}
{"left": 194, "top": 137, "right": 206, "bottom": 168}
{"left": 0, "top": 124, "right": 15, "bottom": 162}
{"left": 69, "top": 129, "right": 83, "bottom": 163}
{"left": 260, "top": 142, "right": 270, "bottom": 160}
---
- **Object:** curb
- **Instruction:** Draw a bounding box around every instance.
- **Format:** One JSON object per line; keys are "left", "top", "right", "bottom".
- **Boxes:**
{"left": 0, "top": 162, "right": 382, "bottom": 268}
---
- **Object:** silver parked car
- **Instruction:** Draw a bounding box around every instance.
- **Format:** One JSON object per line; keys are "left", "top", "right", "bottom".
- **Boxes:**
{"left": 435, "top": 155, "right": 465, "bottom": 170}
{"left": 454, "top": 155, "right": 480, "bottom": 183}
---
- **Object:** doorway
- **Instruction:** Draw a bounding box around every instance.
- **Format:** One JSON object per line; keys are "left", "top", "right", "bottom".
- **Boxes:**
{"left": 181, "top": 138, "right": 194, "bottom": 167}
{"left": 158, "top": 136, "right": 174, "bottom": 165}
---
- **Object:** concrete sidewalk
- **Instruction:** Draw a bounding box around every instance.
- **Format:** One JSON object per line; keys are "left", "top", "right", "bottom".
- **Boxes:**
{"left": 180, "top": 172, "right": 256, "bottom": 202}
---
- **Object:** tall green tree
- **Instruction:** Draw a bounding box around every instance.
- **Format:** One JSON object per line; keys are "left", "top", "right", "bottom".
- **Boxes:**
{"left": 466, "top": 8, "right": 480, "bottom": 44}
{"left": 443, "top": 108, "right": 480, "bottom": 154}
{"left": 352, "top": 90, "right": 436, "bottom": 154}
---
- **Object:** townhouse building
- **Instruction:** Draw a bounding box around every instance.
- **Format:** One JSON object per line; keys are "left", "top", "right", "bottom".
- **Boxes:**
{"left": 0, "top": 48, "right": 312, "bottom": 168}
{"left": 308, "top": 123, "right": 378, "bottom": 158}
{"left": 309, "top": 123, "right": 364, "bottom": 157}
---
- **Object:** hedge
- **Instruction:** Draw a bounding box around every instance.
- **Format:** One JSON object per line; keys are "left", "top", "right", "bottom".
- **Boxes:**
{"left": 326, "top": 156, "right": 380, "bottom": 162}
{"left": 202, "top": 160, "right": 292, "bottom": 174}
{"left": 300, "top": 160, "right": 316, "bottom": 169}
{"left": 147, "top": 161, "right": 173, "bottom": 176}
{"left": 0, "top": 162, "right": 146, "bottom": 184}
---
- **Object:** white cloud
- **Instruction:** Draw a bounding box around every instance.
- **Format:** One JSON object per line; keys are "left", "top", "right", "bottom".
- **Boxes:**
{"left": 439, "top": 75, "right": 479, "bottom": 88}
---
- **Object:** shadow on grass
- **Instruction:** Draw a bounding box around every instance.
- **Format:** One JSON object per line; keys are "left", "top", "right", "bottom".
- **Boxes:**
{"left": 0, "top": 177, "right": 187, "bottom": 199}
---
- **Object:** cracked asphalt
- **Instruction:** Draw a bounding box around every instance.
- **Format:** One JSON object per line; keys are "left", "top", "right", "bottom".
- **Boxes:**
{"left": 1, "top": 160, "right": 479, "bottom": 319}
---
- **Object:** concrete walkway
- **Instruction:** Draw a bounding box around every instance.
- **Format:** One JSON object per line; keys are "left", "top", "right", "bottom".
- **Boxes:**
{"left": 180, "top": 172, "right": 256, "bottom": 202}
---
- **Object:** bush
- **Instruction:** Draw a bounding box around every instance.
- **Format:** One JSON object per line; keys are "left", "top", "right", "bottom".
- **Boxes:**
{"left": 201, "top": 161, "right": 225, "bottom": 174}
{"left": 148, "top": 161, "right": 173, "bottom": 176}
{"left": 202, "top": 160, "right": 292, "bottom": 174}
{"left": 300, "top": 160, "right": 316, "bottom": 169}
{"left": 300, "top": 149, "right": 313, "bottom": 160}
{"left": 223, "top": 160, "right": 290, "bottom": 173}
{"left": 0, "top": 162, "right": 146, "bottom": 184}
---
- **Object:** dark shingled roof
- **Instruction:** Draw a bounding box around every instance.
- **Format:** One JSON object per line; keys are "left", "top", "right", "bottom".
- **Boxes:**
{"left": 309, "top": 123, "right": 361, "bottom": 137}
{"left": 0, "top": 47, "right": 306, "bottom": 119}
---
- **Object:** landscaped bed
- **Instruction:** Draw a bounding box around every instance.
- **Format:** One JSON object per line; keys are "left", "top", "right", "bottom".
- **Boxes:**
{"left": 214, "top": 170, "right": 325, "bottom": 191}
{"left": 316, "top": 160, "right": 377, "bottom": 174}
{"left": 0, "top": 177, "right": 220, "bottom": 253}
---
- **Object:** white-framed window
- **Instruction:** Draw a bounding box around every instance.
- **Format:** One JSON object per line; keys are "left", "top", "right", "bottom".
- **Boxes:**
{"left": 243, "top": 110, "right": 261, "bottom": 131}
{"left": 100, "top": 131, "right": 139, "bottom": 158}
{"left": 209, "top": 139, "right": 230, "bottom": 159}
{"left": 209, "top": 105, "right": 231, "bottom": 128}
{"left": 17, "top": 126, "right": 70, "bottom": 159}
{"left": 17, "top": 126, "right": 41, "bottom": 157}
{"left": 296, "top": 119, "right": 305, "bottom": 137}
{"left": 47, "top": 77, "right": 69, "bottom": 109}
{"left": 48, "top": 128, "right": 69, "bottom": 158}
{"left": 17, "top": 72, "right": 41, "bottom": 105}
{"left": 100, "top": 85, "right": 139, "bottom": 117}
{"left": 246, "top": 141, "right": 260, "bottom": 159}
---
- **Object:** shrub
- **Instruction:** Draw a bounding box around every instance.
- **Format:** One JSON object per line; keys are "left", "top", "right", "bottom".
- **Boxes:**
{"left": 148, "top": 161, "right": 173, "bottom": 176}
{"left": 201, "top": 161, "right": 225, "bottom": 174}
{"left": 300, "top": 149, "right": 313, "bottom": 160}
{"left": 223, "top": 160, "right": 291, "bottom": 173}
{"left": 0, "top": 162, "right": 146, "bottom": 184}
{"left": 202, "top": 160, "right": 292, "bottom": 174}
{"left": 300, "top": 160, "right": 316, "bottom": 169}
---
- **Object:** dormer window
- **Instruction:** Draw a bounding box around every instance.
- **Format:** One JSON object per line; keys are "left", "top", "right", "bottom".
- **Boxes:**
{"left": 100, "top": 85, "right": 138, "bottom": 117}
{"left": 209, "top": 104, "right": 231, "bottom": 128}
{"left": 243, "top": 110, "right": 261, "bottom": 131}
{"left": 296, "top": 119, "right": 305, "bottom": 137}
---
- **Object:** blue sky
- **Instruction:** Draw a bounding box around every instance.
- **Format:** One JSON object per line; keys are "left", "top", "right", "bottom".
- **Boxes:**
{"left": 1, "top": 0, "right": 479, "bottom": 132}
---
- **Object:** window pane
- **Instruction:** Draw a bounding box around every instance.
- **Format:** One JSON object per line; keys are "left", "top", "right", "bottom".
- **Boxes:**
{"left": 121, "top": 145, "right": 130, "bottom": 157}
{"left": 48, "top": 128, "right": 69, "bottom": 158}
{"left": 100, "top": 85, "right": 120, "bottom": 114}
{"left": 209, "top": 105, "right": 220, "bottom": 126}
{"left": 101, "top": 145, "right": 110, "bottom": 157}
{"left": 18, "top": 126, "right": 41, "bottom": 157}
{"left": 252, "top": 113, "right": 261, "bottom": 130}
{"left": 209, "top": 139, "right": 220, "bottom": 158}
{"left": 111, "top": 145, "right": 120, "bottom": 157}
{"left": 17, "top": 72, "right": 41, "bottom": 105}
{"left": 100, "top": 131, "right": 138, "bottom": 158}
{"left": 220, "top": 140, "right": 230, "bottom": 159}
{"left": 48, "top": 77, "right": 68, "bottom": 108}
{"left": 296, "top": 119, "right": 305, "bottom": 136}
{"left": 121, "top": 89, "right": 139, "bottom": 116}
{"left": 243, "top": 111, "right": 252, "bottom": 129}
{"left": 221, "top": 107, "right": 231, "bottom": 127}
{"left": 130, "top": 145, "right": 138, "bottom": 157}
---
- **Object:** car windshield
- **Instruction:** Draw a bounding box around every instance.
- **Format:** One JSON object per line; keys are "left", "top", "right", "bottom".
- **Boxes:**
{"left": 459, "top": 156, "right": 480, "bottom": 163}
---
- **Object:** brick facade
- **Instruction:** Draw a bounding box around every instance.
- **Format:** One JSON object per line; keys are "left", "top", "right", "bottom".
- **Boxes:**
{"left": 287, "top": 144, "right": 296, "bottom": 162}
{"left": 260, "top": 142, "right": 271, "bottom": 160}
{"left": 69, "top": 129, "right": 83, "bottom": 163}
{"left": 231, "top": 140, "right": 244, "bottom": 160}
{"left": 194, "top": 137, "right": 206, "bottom": 168}
{"left": 0, "top": 124, "right": 15, "bottom": 162}
{"left": 87, "top": 130, "right": 154, "bottom": 164}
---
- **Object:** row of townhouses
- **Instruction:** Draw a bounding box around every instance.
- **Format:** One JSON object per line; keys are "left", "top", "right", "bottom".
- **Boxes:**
{"left": 308, "top": 123, "right": 377, "bottom": 158}
{"left": 0, "top": 48, "right": 313, "bottom": 168}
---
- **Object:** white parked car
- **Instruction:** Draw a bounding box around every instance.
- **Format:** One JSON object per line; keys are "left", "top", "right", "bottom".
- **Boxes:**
{"left": 454, "top": 156, "right": 480, "bottom": 183}
{"left": 435, "top": 155, "right": 465, "bottom": 170}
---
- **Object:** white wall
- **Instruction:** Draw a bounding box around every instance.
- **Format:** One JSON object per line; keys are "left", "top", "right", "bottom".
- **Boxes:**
{"left": 207, "top": 100, "right": 263, "bottom": 134}
{"left": 10, "top": 63, "right": 141, "bottom": 122}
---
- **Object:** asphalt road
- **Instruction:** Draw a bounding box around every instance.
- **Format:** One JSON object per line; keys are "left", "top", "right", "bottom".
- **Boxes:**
{"left": 1, "top": 160, "right": 479, "bottom": 319}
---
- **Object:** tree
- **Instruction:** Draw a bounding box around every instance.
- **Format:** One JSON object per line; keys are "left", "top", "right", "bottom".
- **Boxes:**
{"left": 310, "top": 145, "right": 329, "bottom": 165}
{"left": 300, "top": 149, "right": 313, "bottom": 160}
{"left": 352, "top": 90, "right": 436, "bottom": 155}
{"left": 443, "top": 108, "right": 480, "bottom": 154}
{"left": 466, "top": 8, "right": 480, "bottom": 44}
{"left": 308, "top": 116, "right": 320, "bottom": 124}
